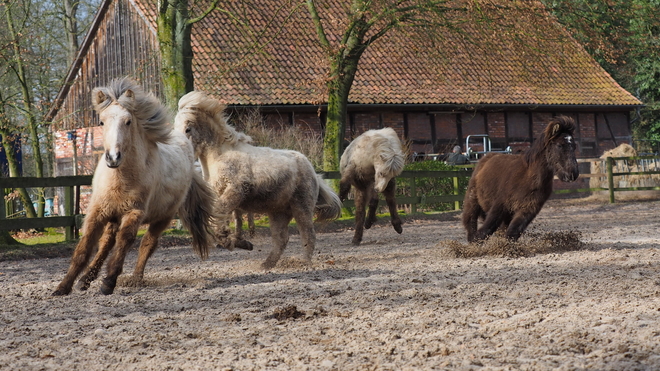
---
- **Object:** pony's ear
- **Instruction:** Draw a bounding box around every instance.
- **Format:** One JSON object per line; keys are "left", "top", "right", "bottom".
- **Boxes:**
{"left": 123, "top": 89, "right": 135, "bottom": 101}
{"left": 551, "top": 123, "right": 561, "bottom": 138}
{"left": 92, "top": 88, "right": 110, "bottom": 108}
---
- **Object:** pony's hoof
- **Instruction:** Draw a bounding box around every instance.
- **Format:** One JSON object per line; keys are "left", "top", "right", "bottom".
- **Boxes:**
{"left": 351, "top": 238, "right": 362, "bottom": 246}
{"left": 393, "top": 223, "right": 403, "bottom": 234}
{"left": 235, "top": 240, "right": 253, "bottom": 251}
{"left": 261, "top": 260, "right": 277, "bottom": 270}
{"left": 364, "top": 220, "right": 375, "bottom": 229}
{"left": 76, "top": 280, "right": 91, "bottom": 291}
{"left": 51, "top": 288, "right": 70, "bottom": 296}
{"left": 216, "top": 241, "right": 233, "bottom": 251}
{"left": 100, "top": 278, "right": 116, "bottom": 295}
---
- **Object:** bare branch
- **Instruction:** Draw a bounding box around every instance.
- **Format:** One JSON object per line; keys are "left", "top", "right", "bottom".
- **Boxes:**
{"left": 187, "top": 0, "right": 221, "bottom": 25}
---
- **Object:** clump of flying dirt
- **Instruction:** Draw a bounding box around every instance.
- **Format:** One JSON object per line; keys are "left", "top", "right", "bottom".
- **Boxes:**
{"left": 441, "top": 230, "right": 584, "bottom": 258}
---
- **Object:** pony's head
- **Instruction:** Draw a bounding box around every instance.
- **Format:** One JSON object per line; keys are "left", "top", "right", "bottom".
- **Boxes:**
{"left": 175, "top": 91, "right": 251, "bottom": 157}
{"left": 540, "top": 116, "right": 579, "bottom": 182}
{"left": 92, "top": 78, "right": 171, "bottom": 168}
{"left": 372, "top": 131, "right": 405, "bottom": 193}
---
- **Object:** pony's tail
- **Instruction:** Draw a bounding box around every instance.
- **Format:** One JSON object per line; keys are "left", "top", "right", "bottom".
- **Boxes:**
{"left": 178, "top": 171, "right": 216, "bottom": 260}
{"left": 314, "top": 175, "right": 342, "bottom": 222}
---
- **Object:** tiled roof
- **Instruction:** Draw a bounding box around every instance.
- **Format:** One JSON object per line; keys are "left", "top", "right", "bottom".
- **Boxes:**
{"left": 134, "top": 0, "right": 641, "bottom": 107}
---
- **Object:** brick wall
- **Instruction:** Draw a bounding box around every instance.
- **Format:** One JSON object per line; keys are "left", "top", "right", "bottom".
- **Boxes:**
{"left": 532, "top": 112, "right": 553, "bottom": 139}
{"left": 487, "top": 112, "right": 506, "bottom": 138}
{"left": 353, "top": 112, "right": 381, "bottom": 137}
{"left": 293, "top": 112, "right": 322, "bottom": 134}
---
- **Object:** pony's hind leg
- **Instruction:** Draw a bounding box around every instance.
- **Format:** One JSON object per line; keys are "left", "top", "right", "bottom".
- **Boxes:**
{"left": 53, "top": 213, "right": 106, "bottom": 296}
{"left": 382, "top": 178, "right": 402, "bottom": 234}
{"left": 76, "top": 222, "right": 119, "bottom": 291}
{"left": 293, "top": 208, "right": 316, "bottom": 263}
{"left": 100, "top": 210, "right": 144, "bottom": 295}
{"left": 461, "top": 186, "right": 481, "bottom": 242}
{"left": 129, "top": 217, "right": 171, "bottom": 286}
{"left": 262, "top": 212, "right": 292, "bottom": 270}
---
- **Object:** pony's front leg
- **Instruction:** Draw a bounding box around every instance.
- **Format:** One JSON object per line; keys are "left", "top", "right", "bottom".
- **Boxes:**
{"left": 129, "top": 218, "right": 171, "bottom": 286}
{"left": 262, "top": 212, "right": 292, "bottom": 269}
{"left": 339, "top": 179, "right": 352, "bottom": 201}
{"left": 247, "top": 212, "right": 256, "bottom": 237}
{"left": 100, "top": 210, "right": 144, "bottom": 295}
{"left": 352, "top": 188, "right": 367, "bottom": 245}
{"left": 382, "top": 178, "right": 402, "bottom": 234}
{"left": 214, "top": 189, "right": 252, "bottom": 251}
{"left": 474, "top": 206, "right": 506, "bottom": 242}
{"left": 231, "top": 210, "right": 253, "bottom": 250}
{"left": 53, "top": 214, "right": 106, "bottom": 296}
{"left": 77, "top": 222, "right": 119, "bottom": 291}
{"left": 505, "top": 211, "right": 539, "bottom": 241}
{"left": 364, "top": 187, "right": 379, "bottom": 230}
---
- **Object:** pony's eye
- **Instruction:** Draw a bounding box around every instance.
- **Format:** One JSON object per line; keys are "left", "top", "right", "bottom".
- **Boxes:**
{"left": 99, "top": 121, "right": 104, "bottom": 126}
{"left": 126, "top": 120, "right": 131, "bottom": 126}
{"left": 185, "top": 127, "right": 191, "bottom": 133}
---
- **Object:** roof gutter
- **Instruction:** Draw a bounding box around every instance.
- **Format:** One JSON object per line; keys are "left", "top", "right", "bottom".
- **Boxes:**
{"left": 227, "top": 102, "right": 644, "bottom": 113}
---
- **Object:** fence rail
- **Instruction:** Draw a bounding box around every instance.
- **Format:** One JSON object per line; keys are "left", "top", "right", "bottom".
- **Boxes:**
{"left": 2, "top": 156, "right": 659, "bottom": 240}
{"left": 0, "top": 176, "right": 93, "bottom": 240}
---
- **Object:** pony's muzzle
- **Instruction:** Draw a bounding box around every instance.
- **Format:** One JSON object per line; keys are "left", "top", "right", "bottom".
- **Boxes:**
{"left": 105, "top": 150, "right": 122, "bottom": 168}
{"left": 560, "top": 167, "right": 580, "bottom": 182}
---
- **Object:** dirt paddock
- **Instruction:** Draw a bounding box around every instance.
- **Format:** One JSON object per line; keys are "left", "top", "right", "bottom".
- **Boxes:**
{"left": 1, "top": 198, "right": 660, "bottom": 370}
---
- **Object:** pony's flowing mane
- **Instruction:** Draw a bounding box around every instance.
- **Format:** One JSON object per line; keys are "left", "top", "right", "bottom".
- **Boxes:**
{"left": 93, "top": 77, "right": 172, "bottom": 143}
{"left": 375, "top": 136, "right": 405, "bottom": 175}
{"left": 178, "top": 91, "right": 253, "bottom": 145}
{"left": 524, "top": 116, "right": 576, "bottom": 164}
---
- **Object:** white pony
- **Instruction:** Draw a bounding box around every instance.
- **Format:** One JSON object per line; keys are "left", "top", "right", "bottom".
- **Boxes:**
{"left": 53, "top": 78, "right": 216, "bottom": 296}
{"left": 174, "top": 91, "right": 342, "bottom": 269}
{"left": 339, "top": 127, "right": 405, "bottom": 245}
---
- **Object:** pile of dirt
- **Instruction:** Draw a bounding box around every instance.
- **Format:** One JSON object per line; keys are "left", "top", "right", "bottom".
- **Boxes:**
{"left": 440, "top": 230, "right": 584, "bottom": 258}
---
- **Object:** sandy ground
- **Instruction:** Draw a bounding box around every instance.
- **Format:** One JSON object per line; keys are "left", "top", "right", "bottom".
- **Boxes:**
{"left": 1, "top": 198, "right": 660, "bottom": 370}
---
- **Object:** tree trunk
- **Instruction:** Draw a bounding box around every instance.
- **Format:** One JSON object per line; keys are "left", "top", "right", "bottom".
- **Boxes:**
{"left": 0, "top": 130, "right": 35, "bottom": 218}
{"left": 158, "top": 0, "right": 194, "bottom": 111}
{"left": 322, "top": 52, "right": 362, "bottom": 171}
{"left": 63, "top": 0, "right": 80, "bottom": 65}
{"left": 0, "top": 230, "right": 19, "bottom": 245}
{"left": 5, "top": 1, "right": 43, "bottom": 218}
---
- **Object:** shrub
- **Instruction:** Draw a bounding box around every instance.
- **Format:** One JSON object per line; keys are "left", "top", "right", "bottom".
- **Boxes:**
{"left": 396, "top": 160, "right": 471, "bottom": 212}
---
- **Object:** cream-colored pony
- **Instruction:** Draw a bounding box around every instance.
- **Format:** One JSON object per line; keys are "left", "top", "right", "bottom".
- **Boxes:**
{"left": 339, "top": 127, "right": 405, "bottom": 245}
{"left": 174, "top": 91, "right": 342, "bottom": 269}
{"left": 53, "top": 78, "right": 216, "bottom": 296}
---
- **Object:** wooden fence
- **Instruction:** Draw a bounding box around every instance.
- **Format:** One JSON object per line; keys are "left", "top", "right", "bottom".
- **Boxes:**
{"left": 1, "top": 156, "right": 659, "bottom": 241}
{"left": 0, "top": 176, "right": 93, "bottom": 240}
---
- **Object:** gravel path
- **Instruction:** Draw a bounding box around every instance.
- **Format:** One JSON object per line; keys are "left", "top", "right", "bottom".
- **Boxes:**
{"left": 1, "top": 198, "right": 659, "bottom": 370}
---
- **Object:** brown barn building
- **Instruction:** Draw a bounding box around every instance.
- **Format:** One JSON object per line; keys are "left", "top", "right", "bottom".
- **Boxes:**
{"left": 47, "top": 0, "right": 642, "bottom": 177}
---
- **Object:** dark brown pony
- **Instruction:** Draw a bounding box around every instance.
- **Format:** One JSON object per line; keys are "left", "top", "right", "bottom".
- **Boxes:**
{"left": 462, "top": 116, "right": 579, "bottom": 242}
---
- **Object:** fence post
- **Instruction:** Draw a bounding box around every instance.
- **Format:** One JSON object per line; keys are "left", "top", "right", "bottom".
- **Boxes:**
{"left": 64, "top": 186, "right": 74, "bottom": 241}
{"left": 607, "top": 157, "right": 615, "bottom": 203}
{"left": 0, "top": 189, "right": 5, "bottom": 221}
{"left": 410, "top": 176, "right": 417, "bottom": 214}
{"left": 453, "top": 175, "right": 460, "bottom": 210}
